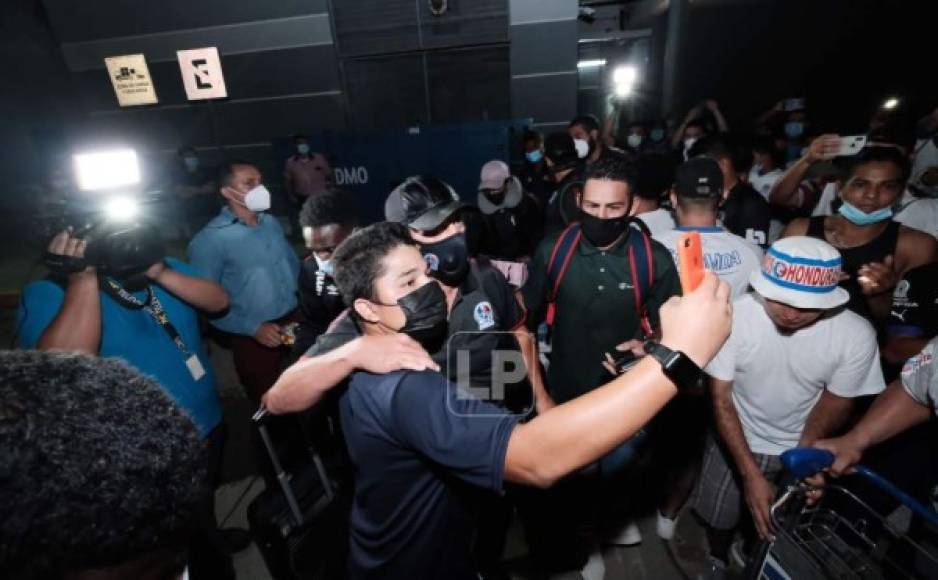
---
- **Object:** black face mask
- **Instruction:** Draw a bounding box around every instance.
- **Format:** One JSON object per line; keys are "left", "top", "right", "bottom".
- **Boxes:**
{"left": 484, "top": 189, "right": 507, "bottom": 206}
{"left": 580, "top": 210, "right": 629, "bottom": 248}
{"left": 390, "top": 281, "right": 449, "bottom": 353}
{"left": 421, "top": 233, "right": 470, "bottom": 287}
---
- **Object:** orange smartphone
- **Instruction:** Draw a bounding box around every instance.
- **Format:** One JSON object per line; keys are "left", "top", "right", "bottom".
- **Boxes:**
{"left": 677, "top": 231, "right": 705, "bottom": 293}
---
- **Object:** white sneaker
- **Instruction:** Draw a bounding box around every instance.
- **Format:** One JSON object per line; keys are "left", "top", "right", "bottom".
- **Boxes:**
{"left": 605, "top": 521, "right": 643, "bottom": 546}
{"left": 696, "top": 556, "right": 727, "bottom": 580}
{"left": 656, "top": 510, "right": 677, "bottom": 540}
{"left": 580, "top": 545, "right": 606, "bottom": 580}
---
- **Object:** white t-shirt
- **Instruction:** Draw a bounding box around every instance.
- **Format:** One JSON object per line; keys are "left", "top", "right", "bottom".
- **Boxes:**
{"left": 748, "top": 166, "right": 783, "bottom": 201}
{"left": 811, "top": 182, "right": 838, "bottom": 217}
{"left": 910, "top": 137, "right": 938, "bottom": 197}
{"left": 636, "top": 207, "right": 676, "bottom": 237}
{"left": 706, "top": 293, "right": 885, "bottom": 455}
{"left": 654, "top": 226, "right": 763, "bottom": 298}
{"left": 895, "top": 191, "right": 938, "bottom": 239}
{"left": 901, "top": 338, "right": 938, "bottom": 417}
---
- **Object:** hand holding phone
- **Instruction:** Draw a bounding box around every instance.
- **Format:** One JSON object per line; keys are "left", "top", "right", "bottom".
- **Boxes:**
{"left": 677, "top": 231, "right": 705, "bottom": 294}
{"left": 836, "top": 135, "right": 867, "bottom": 157}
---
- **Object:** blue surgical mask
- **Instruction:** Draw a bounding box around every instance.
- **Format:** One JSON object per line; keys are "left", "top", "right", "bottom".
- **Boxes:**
{"left": 297, "top": 143, "right": 310, "bottom": 155}
{"left": 784, "top": 121, "right": 804, "bottom": 139}
{"left": 183, "top": 156, "right": 199, "bottom": 171}
{"left": 525, "top": 150, "right": 543, "bottom": 164}
{"left": 314, "top": 254, "right": 334, "bottom": 276}
{"left": 650, "top": 128, "right": 665, "bottom": 142}
{"left": 838, "top": 200, "right": 893, "bottom": 225}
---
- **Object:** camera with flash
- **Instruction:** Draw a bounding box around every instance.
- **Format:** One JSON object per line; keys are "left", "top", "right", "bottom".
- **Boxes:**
{"left": 43, "top": 148, "right": 164, "bottom": 278}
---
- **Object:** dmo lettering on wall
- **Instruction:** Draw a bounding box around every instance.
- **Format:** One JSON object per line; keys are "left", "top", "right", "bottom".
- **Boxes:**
{"left": 334, "top": 166, "right": 369, "bottom": 185}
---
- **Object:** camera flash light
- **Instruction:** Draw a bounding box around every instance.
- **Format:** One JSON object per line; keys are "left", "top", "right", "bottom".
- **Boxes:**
{"left": 74, "top": 149, "right": 140, "bottom": 192}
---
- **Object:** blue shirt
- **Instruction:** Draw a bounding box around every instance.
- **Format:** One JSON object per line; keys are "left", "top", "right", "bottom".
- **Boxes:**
{"left": 188, "top": 207, "right": 300, "bottom": 336}
{"left": 340, "top": 369, "right": 518, "bottom": 580}
{"left": 16, "top": 258, "right": 222, "bottom": 436}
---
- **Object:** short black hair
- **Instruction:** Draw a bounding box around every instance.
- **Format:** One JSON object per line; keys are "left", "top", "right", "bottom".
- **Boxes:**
{"left": 522, "top": 129, "right": 543, "bottom": 144}
{"left": 177, "top": 146, "right": 196, "bottom": 157}
{"left": 293, "top": 133, "right": 309, "bottom": 142}
{"left": 0, "top": 351, "right": 206, "bottom": 580}
{"left": 685, "top": 118, "right": 708, "bottom": 133}
{"left": 675, "top": 193, "right": 721, "bottom": 212}
{"left": 752, "top": 135, "right": 786, "bottom": 168}
{"left": 569, "top": 114, "right": 601, "bottom": 134}
{"left": 216, "top": 158, "right": 259, "bottom": 191}
{"left": 835, "top": 145, "right": 912, "bottom": 183}
{"left": 298, "top": 187, "right": 358, "bottom": 229}
{"left": 332, "top": 221, "right": 417, "bottom": 307}
{"left": 634, "top": 153, "right": 676, "bottom": 201}
{"left": 583, "top": 154, "right": 637, "bottom": 191}
{"left": 690, "top": 133, "right": 753, "bottom": 174}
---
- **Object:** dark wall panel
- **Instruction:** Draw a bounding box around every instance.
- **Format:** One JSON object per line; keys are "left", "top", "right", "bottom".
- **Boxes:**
{"left": 331, "top": 0, "right": 419, "bottom": 56}
{"left": 43, "top": 0, "right": 329, "bottom": 42}
{"left": 427, "top": 48, "right": 509, "bottom": 123}
{"left": 419, "top": 0, "right": 507, "bottom": 49}
{"left": 332, "top": 0, "right": 507, "bottom": 57}
{"left": 81, "top": 94, "right": 345, "bottom": 150}
{"left": 344, "top": 55, "right": 427, "bottom": 130}
{"left": 509, "top": 20, "right": 577, "bottom": 76}
{"left": 60, "top": 14, "right": 333, "bottom": 71}
{"left": 511, "top": 73, "right": 577, "bottom": 124}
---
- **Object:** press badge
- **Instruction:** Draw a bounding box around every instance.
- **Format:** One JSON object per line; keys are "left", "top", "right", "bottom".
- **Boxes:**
{"left": 186, "top": 355, "right": 206, "bottom": 381}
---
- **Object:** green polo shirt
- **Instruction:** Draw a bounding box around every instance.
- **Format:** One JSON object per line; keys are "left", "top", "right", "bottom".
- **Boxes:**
{"left": 523, "top": 229, "right": 680, "bottom": 403}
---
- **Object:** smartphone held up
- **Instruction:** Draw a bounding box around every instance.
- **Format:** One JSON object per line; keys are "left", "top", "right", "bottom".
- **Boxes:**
{"left": 677, "top": 231, "right": 705, "bottom": 294}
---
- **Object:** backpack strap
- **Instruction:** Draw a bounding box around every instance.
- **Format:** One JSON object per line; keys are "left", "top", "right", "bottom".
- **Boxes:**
{"left": 545, "top": 223, "right": 583, "bottom": 326}
{"left": 625, "top": 223, "right": 655, "bottom": 338}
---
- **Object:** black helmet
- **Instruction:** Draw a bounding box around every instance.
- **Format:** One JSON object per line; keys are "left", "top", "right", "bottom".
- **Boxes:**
{"left": 385, "top": 176, "right": 466, "bottom": 232}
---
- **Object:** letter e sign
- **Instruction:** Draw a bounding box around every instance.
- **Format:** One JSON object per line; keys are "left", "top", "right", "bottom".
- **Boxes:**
{"left": 177, "top": 47, "right": 228, "bottom": 100}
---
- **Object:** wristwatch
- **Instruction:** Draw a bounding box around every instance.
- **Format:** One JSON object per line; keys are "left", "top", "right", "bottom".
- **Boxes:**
{"left": 642, "top": 340, "right": 701, "bottom": 392}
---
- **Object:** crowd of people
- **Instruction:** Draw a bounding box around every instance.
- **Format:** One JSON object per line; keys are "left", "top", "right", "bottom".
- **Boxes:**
{"left": 3, "top": 97, "right": 938, "bottom": 580}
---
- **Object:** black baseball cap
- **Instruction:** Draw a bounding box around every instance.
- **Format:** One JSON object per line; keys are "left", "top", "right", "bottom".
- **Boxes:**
{"left": 544, "top": 132, "right": 579, "bottom": 170}
{"left": 674, "top": 157, "right": 724, "bottom": 198}
{"left": 385, "top": 175, "right": 466, "bottom": 231}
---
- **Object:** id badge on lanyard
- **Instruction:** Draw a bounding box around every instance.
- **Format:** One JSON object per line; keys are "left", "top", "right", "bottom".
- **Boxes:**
{"left": 104, "top": 278, "right": 207, "bottom": 382}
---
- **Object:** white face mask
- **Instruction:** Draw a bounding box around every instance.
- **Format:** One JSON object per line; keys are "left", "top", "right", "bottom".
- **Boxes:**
{"left": 314, "top": 254, "right": 334, "bottom": 276}
{"left": 573, "top": 138, "right": 590, "bottom": 159}
{"left": 242, "top": 185, "right": 271, "bottom": 212}
{"left": 627, "top": 134, "right": 644, "bottom": 149}
{"left": 683, "top": 137, "right": 698, "bottom": 151}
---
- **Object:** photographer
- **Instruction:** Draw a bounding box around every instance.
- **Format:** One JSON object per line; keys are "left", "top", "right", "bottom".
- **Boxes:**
{"left": 16, "top": 223, "right": 243, "bottom": 579}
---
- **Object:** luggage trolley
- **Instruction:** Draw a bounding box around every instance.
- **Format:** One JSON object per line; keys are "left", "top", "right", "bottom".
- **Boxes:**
{"left": 746, "top": 448, "right": 938, "bottom": 580}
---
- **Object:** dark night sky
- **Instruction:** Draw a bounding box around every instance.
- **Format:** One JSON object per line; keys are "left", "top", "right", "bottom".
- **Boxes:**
{"left": 680, "top": 0, "right": 935, "bottom": 134}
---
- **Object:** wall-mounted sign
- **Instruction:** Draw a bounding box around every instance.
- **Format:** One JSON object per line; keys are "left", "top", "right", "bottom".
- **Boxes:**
{"left": 177, "top": 47, "right": 228, "bottom": 100}
{"left": 104, "top": 54, "right": 158, "bottom": 107}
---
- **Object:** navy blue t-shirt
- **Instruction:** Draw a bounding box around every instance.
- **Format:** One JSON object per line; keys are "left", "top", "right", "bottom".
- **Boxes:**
{"left": 340, "top": 369, "right": 519, "bottom": 579}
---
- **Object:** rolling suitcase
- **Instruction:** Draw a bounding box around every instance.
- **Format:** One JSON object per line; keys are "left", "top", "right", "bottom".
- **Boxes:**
{"left": 247, "top": 408, "right": 350, "bottom": 580}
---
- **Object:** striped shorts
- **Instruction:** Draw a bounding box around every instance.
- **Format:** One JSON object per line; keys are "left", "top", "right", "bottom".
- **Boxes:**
{"left": 689, "top": 435, "right": 783, "bottom": 530}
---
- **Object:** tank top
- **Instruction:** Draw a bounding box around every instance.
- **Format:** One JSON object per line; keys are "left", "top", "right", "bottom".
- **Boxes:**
{"left": 806, "top": 216, "right": 900, "bottom": 322}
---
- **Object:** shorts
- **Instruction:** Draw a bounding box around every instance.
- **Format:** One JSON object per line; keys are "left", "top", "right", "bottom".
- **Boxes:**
{"left": 689, "top": 435, "right": 783, "bottom": 530}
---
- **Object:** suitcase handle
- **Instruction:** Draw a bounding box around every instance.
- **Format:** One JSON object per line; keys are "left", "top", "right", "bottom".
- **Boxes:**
{"left": 252, "top": 407, "right": 335, "bottom": 528}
